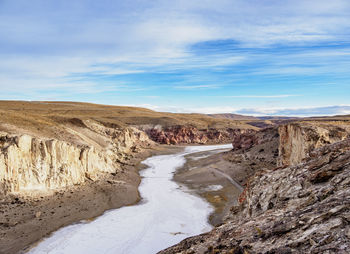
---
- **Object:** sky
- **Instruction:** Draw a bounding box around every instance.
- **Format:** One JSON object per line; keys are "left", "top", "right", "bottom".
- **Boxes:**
{"left": 0, "top": 0, "right": 350, "bottom": 116}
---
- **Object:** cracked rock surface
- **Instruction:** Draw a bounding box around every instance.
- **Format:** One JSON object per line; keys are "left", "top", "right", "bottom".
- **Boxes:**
{"left": 160, "top": 139, "right": 350, "bottom": 254}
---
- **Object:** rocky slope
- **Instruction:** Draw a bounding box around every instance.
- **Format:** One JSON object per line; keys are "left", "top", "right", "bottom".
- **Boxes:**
{"left": 160, "top": 122, "right": 350, "bottom": 254}
{"left": 210, "top": 127, "right": 279, "bottom": 189}
{"left": 144, "top": 126, "right": 256, "bottom": 145}
{"left": 225, "top": 122, "right": 350, "bottom": 184}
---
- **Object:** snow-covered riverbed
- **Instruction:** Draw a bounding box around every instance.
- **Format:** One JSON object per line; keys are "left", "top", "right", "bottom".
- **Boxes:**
{"left": 28, "top": 144, "right": 232, "bottom": 254}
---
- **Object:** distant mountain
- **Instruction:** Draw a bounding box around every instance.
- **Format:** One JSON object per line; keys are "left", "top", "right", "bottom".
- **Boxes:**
{"left": 208, "top": 113, "right": 301, "bottom": 121}
{"left": 257, "top": 116, "right": 299, "bottom": 120}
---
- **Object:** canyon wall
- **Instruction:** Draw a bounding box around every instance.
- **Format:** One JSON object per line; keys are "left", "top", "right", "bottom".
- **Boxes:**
{"left": 278, "top": 122, "right": 350, "bottom": 166}
{"left": 0, "top": 122, "right": 153, "bottom": 196}
{"left": 161, "top": 126, "right": 350, "bottom": 254}
{"left": 224, "top": 122, "right": 350, "bottom": 186}
{"left": 144, "top": 125, "right": 255, "bottom": 145}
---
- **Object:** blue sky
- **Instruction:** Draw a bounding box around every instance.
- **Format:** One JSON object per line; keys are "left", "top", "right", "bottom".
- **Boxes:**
{"left": 0, "top": 0, "right": 350, "bottom": 116}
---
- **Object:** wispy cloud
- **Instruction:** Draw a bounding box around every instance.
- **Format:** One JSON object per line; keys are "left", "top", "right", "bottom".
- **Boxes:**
{"left": 0, "top": 0, "right": 349, "bottom": 114}
{"left": 222, "top": 95, "right": 299, "bottom": 98}
{"left": 174, "top": 84, "right": 221, "bottom": 90}
{"left": 236, "top": 105, "right": 350, "bottom": 117}
{"left": 127, "top": 104, "right": 350, "bottom": 117}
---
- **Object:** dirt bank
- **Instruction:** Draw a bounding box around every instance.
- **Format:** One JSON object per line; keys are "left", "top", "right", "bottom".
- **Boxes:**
{"left": 173, "top": 128, "right": 280, "bottom": 226}
{"left": 174, "top": 148, "right": 242, "bottom": 226}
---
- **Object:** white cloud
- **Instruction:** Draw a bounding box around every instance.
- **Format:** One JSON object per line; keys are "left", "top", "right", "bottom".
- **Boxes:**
{"left": 174, "top": 84, "right": 221, "bottom": 90}
{"left": 0, "top": 0, "right": 349, "bottom": 100}
{"left": 121, "top": 104, "right": 350, "bottom": 117}
{"left": 222, "top": 95, "right": 299, "bottom": 98}
{"left": 236, "top": 105, "right": 350, "bottom": 117}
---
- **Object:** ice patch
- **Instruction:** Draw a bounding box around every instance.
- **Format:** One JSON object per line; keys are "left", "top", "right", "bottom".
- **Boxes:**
{"left": 204, "top": 185, "right": 223, "bottom": 192}
{"left": 28, "top": 144, "right": 231, "bottom": 254}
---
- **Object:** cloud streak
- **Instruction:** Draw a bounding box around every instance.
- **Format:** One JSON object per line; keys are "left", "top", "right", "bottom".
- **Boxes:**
{"left": 129, "top": 104, "right": 350, "bottom": 117}
{"left": 174, "top": 84, "right": 221, "bottom": 90}
{"left": 222, "top": 95, "right": 299, "bottom": 98}
{"left": 236, "top": 105, "right": 350, "bottom": 117}
{"left": 0, "top": 0, "right": 349, "bottom": 114}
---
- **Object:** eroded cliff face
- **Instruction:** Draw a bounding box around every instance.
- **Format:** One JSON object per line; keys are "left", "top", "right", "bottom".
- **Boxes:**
{"left": 160, "top": 139, "right": 350, "bottom": 254}
{"left": 228, "top": 122, "right": 350, "bottom": 167}
{"left": 145, "top": 126, "right": 255, "bottom": 145}
{"left": 160, "top": 121, "right": 350, "bottom": 254}
{"left": 231, "top": 127, "right": 279, "bottom": 151}
{"left": 0, "top": 122, "right": 153, "bottom": 196}
{"left": 278, "top": 122, "right": 350, "bottom": 166}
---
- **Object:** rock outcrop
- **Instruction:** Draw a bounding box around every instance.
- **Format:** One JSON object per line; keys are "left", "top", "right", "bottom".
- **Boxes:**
{"left": 222, "top": 127, "right": 280, "bottom": 186}
{"left": 0, "top": 122, "right": 153, "bottom": 196}
{"left": 160, "top": 138, "right": 350, "bottom": 254}
{"left": 278, "top": 122, "right": 349, "bottom": 166}
{"left": 230, "top": 122, "right": 350, "bottom": 168}
{"left": 145, "top": 126, "right": 254, "bottom": 145}
{"left": 231, "top": 127, "right": 279, "bottom": 151}
{"left": 0, "top": 119, "right": 154, "bottom": 254}
{"left": 231, "top": 130, "right": 259, "bottom": 151}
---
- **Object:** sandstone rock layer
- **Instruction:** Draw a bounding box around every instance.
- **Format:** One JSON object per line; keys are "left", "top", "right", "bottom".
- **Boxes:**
{"left": 0, "top": 122, "right": 152, "bottom": 195}
{"left": 278, "top": 122, "right": 349, "bottom": 166}
{"left": 145, "top": 126, "right": 255, "bottom": 145}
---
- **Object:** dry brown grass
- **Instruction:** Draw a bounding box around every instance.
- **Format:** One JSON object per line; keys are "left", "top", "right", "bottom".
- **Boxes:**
{"left": 2, "top": 101, "right": 348, "bottom": 142}
{"left": 0, "top": 101, "right": 257, "bottom": 140}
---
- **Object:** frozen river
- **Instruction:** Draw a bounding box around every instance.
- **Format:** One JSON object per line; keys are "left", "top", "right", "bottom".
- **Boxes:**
{"left": 28, "top": 144, "right": 232, "bottom": 254}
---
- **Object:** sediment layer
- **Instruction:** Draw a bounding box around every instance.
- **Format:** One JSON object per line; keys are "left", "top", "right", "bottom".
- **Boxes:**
{"left": 160, "top": 122, "right": 350, "bottom": 254}
{"left": 145, "top": 126, "right": 255, "bottom": 145}
{"left": 0, "top": 122, "right": 152, "bottom": 196}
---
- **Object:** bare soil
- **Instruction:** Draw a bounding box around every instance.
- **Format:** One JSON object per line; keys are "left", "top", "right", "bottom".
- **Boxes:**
{"left": 174, "top": 150, "right": 243, "bottom": 226}
{"left": 174, "top": 130, "right": 280, "bottom": 226}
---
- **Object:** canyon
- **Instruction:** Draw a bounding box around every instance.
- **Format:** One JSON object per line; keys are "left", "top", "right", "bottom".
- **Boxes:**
{"left": 0, "top": 101, "right": 254, "bottom": 254}
{"left": 27, "top": 145, "right": 233, "bottom": 254}
{"left": 144, "top": 126, "right": 256, "bottom": 145}
{"left": 161, "top": 121, "right": 350, "bottom": 254}
{"left": 0, "top": 101, "right": 350, "bottom": 253}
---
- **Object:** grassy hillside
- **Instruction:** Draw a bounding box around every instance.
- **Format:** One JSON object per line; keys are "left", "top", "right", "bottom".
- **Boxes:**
{"left": 207, "top": 113, "right": 259, "bottom": 120}
{"left": 0, "top": 101, "right": 257, "bottom": 140}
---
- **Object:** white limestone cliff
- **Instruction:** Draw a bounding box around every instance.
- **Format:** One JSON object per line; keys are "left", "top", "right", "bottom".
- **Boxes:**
{"left": 0, "top": 122, "right": 153, "bottom": 195}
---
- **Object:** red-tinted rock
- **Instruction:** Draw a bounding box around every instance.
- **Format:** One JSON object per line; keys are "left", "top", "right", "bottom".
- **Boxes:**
{"left": 145, "top": 126, "right": 250, "bottom": 145}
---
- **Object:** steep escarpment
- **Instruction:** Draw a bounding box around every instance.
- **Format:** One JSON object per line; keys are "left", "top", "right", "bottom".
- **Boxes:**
{"left": 144, "top": 126, "right": 256, "bottom": 145}
{"left": 278, "top": 122, "right": 350, "bottom": 166}
{"left": 160, "top": 121, "right": 350, "bottom": 254}
{"left": 160, "top": 138, "right": 350, "bottom": 254}
{"left": 0, "top": 123, "right": 152, "bottom": 196}
{"left": 225, "top": 122, "right": 350, "bottom": 182}
{"left": 220, "top": 127, "right": 280, "bottom": 185}
{"left": 0, "top": 119, "right": 155, "bottom": 254}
